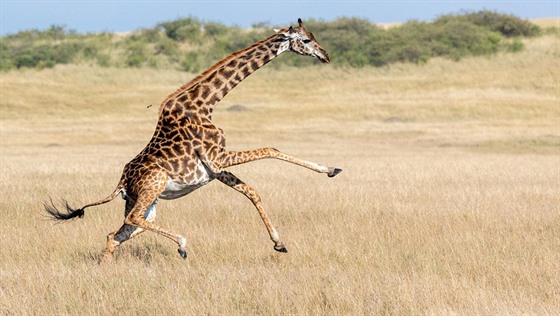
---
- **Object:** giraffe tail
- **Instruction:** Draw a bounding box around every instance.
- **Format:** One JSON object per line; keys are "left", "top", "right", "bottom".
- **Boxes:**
{"left": 44, "top": 178, "right": 125, "bottom": 222}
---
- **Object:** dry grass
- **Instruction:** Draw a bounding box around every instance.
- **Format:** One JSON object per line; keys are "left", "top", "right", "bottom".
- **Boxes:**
{"left": 532, "top": 18, "right": 560, "bottom": 28}
{"left": 0, "top": 33, "right": 559, "bottom": 314}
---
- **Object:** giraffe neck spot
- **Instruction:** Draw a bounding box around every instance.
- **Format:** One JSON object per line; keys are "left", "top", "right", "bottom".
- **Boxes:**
{"left": 277, "top": 41, "right": 290, "bottom": 55}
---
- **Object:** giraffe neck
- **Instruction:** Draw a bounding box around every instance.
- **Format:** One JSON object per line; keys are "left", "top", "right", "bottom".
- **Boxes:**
{"left": 159, "top": 32, "right": 287, "bottom": 122}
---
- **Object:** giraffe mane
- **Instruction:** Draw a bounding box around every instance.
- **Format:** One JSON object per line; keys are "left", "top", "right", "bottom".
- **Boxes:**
{"left": 159, "top": 28, "right": 289, "bottom": 113}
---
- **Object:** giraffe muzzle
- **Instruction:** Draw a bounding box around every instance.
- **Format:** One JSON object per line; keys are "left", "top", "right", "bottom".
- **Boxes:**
{"left": 315, "top": 48, "right": 330, "bottom": 63}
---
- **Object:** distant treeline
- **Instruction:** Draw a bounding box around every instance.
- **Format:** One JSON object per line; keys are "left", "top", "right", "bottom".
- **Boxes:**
{"left": 0, "top": 10, "right": 546, "bottom": 72}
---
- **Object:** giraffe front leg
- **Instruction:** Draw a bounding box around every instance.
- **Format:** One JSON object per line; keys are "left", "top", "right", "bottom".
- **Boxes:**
{"left": 217, "top": 171, "right": 287, "bottom": 253}
{"left": 222, "top": 148, "right": 342, "bottom": 177}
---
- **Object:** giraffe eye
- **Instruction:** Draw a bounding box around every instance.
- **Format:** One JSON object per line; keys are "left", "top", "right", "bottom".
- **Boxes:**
{"left": 302, "top": 39, "right": 312, "bottom": 44}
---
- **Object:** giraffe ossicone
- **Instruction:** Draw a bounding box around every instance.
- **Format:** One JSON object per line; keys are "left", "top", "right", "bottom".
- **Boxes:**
{"left": 44, "top": 19, "right": 341, "bottom": 262}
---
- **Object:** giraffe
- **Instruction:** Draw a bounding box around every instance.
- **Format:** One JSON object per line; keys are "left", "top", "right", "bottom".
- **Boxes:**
{"left": 44, "top": 19, "right": 342, "bottom": 262}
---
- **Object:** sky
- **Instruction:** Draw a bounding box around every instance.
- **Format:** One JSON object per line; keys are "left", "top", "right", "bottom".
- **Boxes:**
{"left": 1, "top": 1, "right": 559, "bottom": 36}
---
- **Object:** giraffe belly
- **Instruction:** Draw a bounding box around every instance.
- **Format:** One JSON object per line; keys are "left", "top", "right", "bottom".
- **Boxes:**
{"left": 159, "top": 178, "right": 211, "bottom": 200}
{"left": 159, "top": 160, "right": 214, "bottom": 200}
{"left": 158, "top": 158, "right": 216, "bottom": 200}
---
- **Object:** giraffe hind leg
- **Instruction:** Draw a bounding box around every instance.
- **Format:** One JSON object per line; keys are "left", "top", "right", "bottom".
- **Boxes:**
{"left": 124, "top": 192, "right": 188, "bottom": 260}
{"left": 101, "top": 224, "right": 146, "bottom": 263}
{"left": 217, "top": 171, "right": 287, "bottom": 253}
{"left": 101, "top": 199, "right": 159, "bottom": 263}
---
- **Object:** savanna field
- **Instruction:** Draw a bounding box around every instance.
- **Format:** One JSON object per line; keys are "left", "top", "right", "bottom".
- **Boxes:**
{"left": 1, "top": 19, "right": 559, "bottom": 314}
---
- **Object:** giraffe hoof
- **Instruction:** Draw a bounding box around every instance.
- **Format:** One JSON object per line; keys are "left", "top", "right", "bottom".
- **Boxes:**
{"left": 274, "top": 245, "right": 288, "bottom": 253}
{"left": 328, "top": 168, "right": 342, "bottom": 178}
{"left": 178, "top": 248, "right": 188, "bottom": 259}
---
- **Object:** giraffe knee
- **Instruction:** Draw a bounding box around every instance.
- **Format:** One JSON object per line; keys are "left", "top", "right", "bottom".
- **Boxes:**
{"left": 124, "top": 214, "right": 144, "bottom": 228}
{"left": 266, "top": 147, "right": 281, "bottom": 156}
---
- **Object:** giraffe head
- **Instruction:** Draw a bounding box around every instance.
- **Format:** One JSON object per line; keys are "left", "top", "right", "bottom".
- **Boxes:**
{"left": 275, "top": 19, "right": 330, "bottom": 63}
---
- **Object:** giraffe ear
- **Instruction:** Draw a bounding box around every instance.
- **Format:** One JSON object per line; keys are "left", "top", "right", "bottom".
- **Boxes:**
{"left": 274, "top": 27, "right": 293, "bottom": 35}
{"left": 275, "top": 31, "right": 289, "bottom": 41}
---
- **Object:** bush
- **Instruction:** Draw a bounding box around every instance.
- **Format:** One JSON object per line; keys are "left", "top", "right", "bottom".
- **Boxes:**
{"left": 437, "top": 10, "right": 541, "bottom": 37}
{"left": 432, "top": 20, "right": 501, "bottom": 59}
{"left": 54, "top": 42, "right": 83, "bottom": 63}
{"left": 204, "top": 22, "right": 229, "bottom": 38}
{"left": 159, "top": 17, "right": 203, "bottom": 43}
{"left": 0, "top": 41, "right": 14, "bottom": 71}
{"left": 180, "top": 51, "right": 203, "bottom": 73}
{"left": 304, "top": 18, "right": 381, "bottom": 67}
{"left": 43, "top": 24, "right": 71, "bottom": 40}
{"left": 0, "top": 10, "right": 543, "bottom": 71}
{"left": 96, "top": 54, "right": 111, "bottom": 67}
{"left": 11, "top": 43, "right": 80, "bottom": 69}
{"left": 154, "top": 36, "right": 179, "bottom": 57}
{"left": 125, "top": 42, "right": 148, "bottom": 67}
{"left": 13, "top": 45, "right": 54, "bottom": 69}
{"left": 505, "top": 39, "right": 525, "bottom": 52}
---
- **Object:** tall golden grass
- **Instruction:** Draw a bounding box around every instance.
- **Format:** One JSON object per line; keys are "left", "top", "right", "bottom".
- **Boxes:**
{"left": 0, "top": 32, "right": 559, "bottom": 314}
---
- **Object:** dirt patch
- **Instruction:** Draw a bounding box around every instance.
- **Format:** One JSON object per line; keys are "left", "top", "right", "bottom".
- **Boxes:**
{"left": 226, "top": 104, "right": 250, "bottom": 112}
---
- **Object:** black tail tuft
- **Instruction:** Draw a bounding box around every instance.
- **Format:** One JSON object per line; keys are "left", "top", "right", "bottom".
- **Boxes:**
{"left": 44, "top": 199, "right": 85, "bottom": 221}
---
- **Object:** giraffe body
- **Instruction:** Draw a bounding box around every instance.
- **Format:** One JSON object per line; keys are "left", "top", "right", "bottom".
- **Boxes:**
{"left": 45, "top": 19, "right": 341, "bottom": 262}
